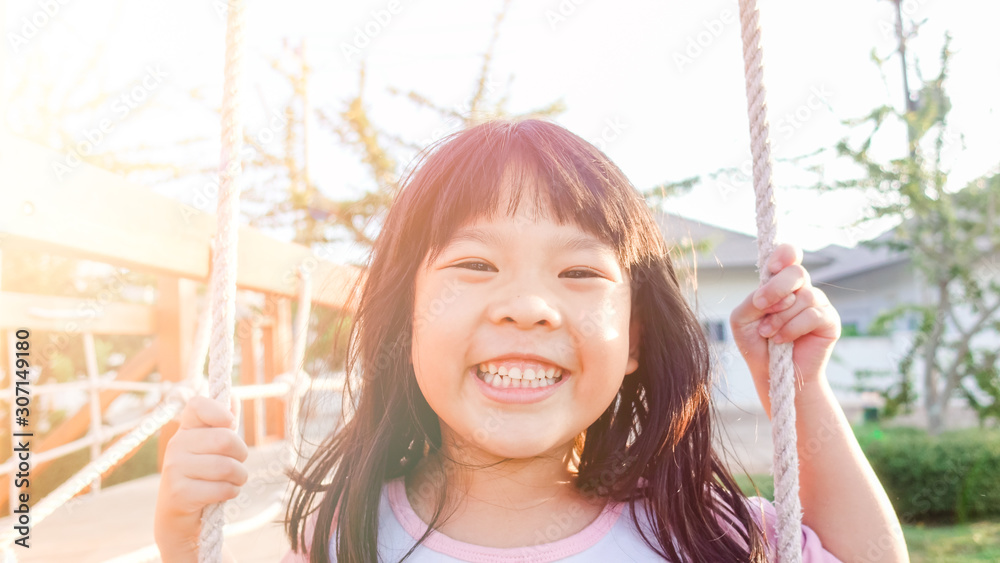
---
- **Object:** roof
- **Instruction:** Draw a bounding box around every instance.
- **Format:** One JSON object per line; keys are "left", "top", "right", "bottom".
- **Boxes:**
{"left": 808, "top": 228, "right": 910, "bottom": 284}
{"left": 654, "top": 212, "right": 832, "bottom": 270}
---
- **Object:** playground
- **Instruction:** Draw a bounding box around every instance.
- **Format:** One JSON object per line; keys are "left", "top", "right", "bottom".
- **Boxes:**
{"left": 2, "top": 0, "right": 998, "bottom": 561}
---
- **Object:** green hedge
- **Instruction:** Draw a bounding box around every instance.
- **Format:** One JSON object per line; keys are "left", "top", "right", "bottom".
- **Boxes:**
{"left": 734, "top": 472, "right": 775, "bottom": 502}
{"left": 858, "top": 426, "right": 1000, "bottom": 523}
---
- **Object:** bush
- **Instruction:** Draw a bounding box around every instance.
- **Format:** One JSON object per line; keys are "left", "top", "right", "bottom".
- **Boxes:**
{"left": 860, "top": 427, "right": 1000, "bottom": 523}
{"left": 734, "top": 472, "right": 775, "bottom": 502}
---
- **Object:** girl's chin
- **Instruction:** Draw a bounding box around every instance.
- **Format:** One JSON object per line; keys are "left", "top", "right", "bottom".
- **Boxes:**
{"left": 450, "top": 431, "right": 577, "bottom": 463}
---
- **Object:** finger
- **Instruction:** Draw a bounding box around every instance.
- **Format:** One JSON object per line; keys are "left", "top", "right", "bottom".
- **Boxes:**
{"left": 180, "top": 396, "right": 237, "bottom": 430}
{"left": 731, "top": 288, "right": 785, "bottom": 327}
{"left": 766, "top": 243, "right": 803, "bottom": 275}
{"left": 753, "top": 264, "right": 810, "bottom": 310}
{"left": 168, "top": 477, "right": 244, "bottom": 512}
{"left": 169, "top": 427, "right": 249, "bottom": 461}
{"left": 763, "top": 292, "right": 796, "bottom": 315}
{"left": 758, "top": 288, "right": 828, "bottom": 338}
{"left": 170, "top": 453, "right": 249, "bottom": 487}
{"left": 768, "top": 306, "right": 830, "bottom": 344}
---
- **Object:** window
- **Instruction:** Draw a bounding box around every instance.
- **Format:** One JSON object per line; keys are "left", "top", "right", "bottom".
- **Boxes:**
{"left": 702, "top": 320, "right": 726, "bottom": 343}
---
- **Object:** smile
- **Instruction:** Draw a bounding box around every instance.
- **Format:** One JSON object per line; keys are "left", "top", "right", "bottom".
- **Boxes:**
{"left": 475, "top": 363, "right": 564, "bottom": 388}
{"left": 469, "top": 364, "right": 569, "bottom": 405}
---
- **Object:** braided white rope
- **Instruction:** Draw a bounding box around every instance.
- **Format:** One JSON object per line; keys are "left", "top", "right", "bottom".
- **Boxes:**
{"left": 735, "top": 1, "right": 803, "bottom": 561}
{"left": 199, "top": 0, "right": 246, "bottom": 560}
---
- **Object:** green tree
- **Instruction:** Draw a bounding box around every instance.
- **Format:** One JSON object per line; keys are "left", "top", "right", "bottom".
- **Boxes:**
{"left": 235, "top": 0, "right": 570, "bottom": 375}
{"left": 815, "top": 1, "right": 1000, "bottom": 434}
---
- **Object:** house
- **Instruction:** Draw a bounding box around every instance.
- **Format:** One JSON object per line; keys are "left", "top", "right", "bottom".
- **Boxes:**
{"left": 655, "top": 212, "right": 835, "bottom": 409}
{"left": 654, "top": 212, "right": 927, "bottom": 413}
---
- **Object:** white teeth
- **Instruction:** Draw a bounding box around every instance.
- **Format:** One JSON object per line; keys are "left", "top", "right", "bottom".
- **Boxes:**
{"left": 477, "top": 363, "right": 565, "bottom": 389}
{"left": 479, "top": 363, "right": 565, "bottom": 378}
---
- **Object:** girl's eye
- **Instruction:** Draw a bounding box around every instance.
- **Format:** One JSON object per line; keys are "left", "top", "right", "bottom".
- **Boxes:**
{"left": 452, "top": 263, "right": 601, "bottom": 278}
{"left": 455, "top": 261, "right": 495, "bottom": 272}
{"left": 561, "top": 269, "right": 600, "bottom": 279}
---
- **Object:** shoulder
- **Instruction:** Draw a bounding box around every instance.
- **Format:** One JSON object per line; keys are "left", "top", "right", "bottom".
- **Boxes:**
{"left": 620, "top": 493, "right": 842, "bottom": 562}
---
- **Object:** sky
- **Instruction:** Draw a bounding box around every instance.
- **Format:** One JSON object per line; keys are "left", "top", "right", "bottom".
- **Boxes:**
{"left": 4, "top": 0, "right": 999, "bottom": 264}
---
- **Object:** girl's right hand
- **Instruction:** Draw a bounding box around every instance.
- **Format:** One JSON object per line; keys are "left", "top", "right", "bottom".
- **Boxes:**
{"left": 154, "top": 394, "right": 249, "bottom": 562}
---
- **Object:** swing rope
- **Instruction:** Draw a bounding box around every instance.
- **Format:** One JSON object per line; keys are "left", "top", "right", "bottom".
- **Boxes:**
{"left": 199, "top": 0, "right": 246, "bottom": 559}
{"left": 736, "top": 0, "right": 803, "bottom": 561}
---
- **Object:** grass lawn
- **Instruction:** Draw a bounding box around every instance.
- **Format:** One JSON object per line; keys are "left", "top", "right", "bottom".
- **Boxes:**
{"left": 903, "top": 520, "right": 1000, "bottom": 562}
{"left": 734, "top": 473, "right": 1000, "bottom": 561}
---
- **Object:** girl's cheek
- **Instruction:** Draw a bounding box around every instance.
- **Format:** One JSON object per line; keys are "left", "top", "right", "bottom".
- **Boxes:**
{"left": 573, "top": 298, "right": 628, "bottom": 343}
{"left": 414, "top": 278, "right": 473, "bottom": 328}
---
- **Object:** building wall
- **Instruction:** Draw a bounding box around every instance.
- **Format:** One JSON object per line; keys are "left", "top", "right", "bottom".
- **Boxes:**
{"left": 820, "top": 261, "right": 921, "bottom": 334}
{"left": 682, "top": 266, "right": 770, "bottom": 409}
{"left": 688, "top": 265, "right": 891, "bottom": 409}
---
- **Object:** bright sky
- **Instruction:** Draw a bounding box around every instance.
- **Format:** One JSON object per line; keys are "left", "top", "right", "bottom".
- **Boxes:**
{"left": 5, "top": 0, "right": 999, "bottom": 262}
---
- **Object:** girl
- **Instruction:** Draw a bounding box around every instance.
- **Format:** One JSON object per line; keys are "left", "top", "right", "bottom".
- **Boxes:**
{"left": 155, "top": 119, "right": 907, "bottom": 562}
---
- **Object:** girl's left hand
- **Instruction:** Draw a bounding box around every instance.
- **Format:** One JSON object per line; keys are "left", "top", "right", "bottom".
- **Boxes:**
{"left": 729, "top": 243, "right": 841, "bottom": 414}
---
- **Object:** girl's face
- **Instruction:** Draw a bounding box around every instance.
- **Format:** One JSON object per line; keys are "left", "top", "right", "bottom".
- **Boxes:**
{"left": 411, "top": 189, "right": 640, "bottom": 461}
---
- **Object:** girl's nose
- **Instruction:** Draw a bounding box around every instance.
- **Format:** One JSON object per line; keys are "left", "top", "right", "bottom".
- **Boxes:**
{"left": 488, "top": 293, "right": 563, "bottom": 330}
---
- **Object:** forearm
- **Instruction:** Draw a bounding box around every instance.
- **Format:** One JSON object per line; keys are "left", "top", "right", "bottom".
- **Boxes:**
{"left": 783, "top": 378, "right": 908, "bottom": 562}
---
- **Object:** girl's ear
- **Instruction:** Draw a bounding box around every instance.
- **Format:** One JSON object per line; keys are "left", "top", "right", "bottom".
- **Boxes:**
{"left": 625, "top": 317, "right": 641, "bottom": 375}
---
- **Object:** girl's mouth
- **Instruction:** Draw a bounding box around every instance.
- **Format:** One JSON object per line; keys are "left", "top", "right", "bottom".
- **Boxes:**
{"left": 474, "top": 364, "right": 565, "bottom": 389}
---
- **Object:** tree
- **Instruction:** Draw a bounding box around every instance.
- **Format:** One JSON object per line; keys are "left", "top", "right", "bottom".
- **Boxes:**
{"left": 813, "top": 1, "right": 1000, "bottom": 434}
{"left": 233, "top": 0, "right": 571, "bottom": 375}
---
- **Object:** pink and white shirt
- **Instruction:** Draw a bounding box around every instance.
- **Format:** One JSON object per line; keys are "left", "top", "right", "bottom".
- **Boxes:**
{"left": 281, "top": 477, "right": 842, "bottom": 562}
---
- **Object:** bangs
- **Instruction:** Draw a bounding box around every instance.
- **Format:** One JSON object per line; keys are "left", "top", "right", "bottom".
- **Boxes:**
{"left": 396, "top": 119, "right": 659, "bottom": 271}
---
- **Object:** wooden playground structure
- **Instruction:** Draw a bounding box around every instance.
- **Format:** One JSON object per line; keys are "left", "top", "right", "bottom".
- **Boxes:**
{"left": 0, "top": 131, "right": 360, "bottom": 560}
